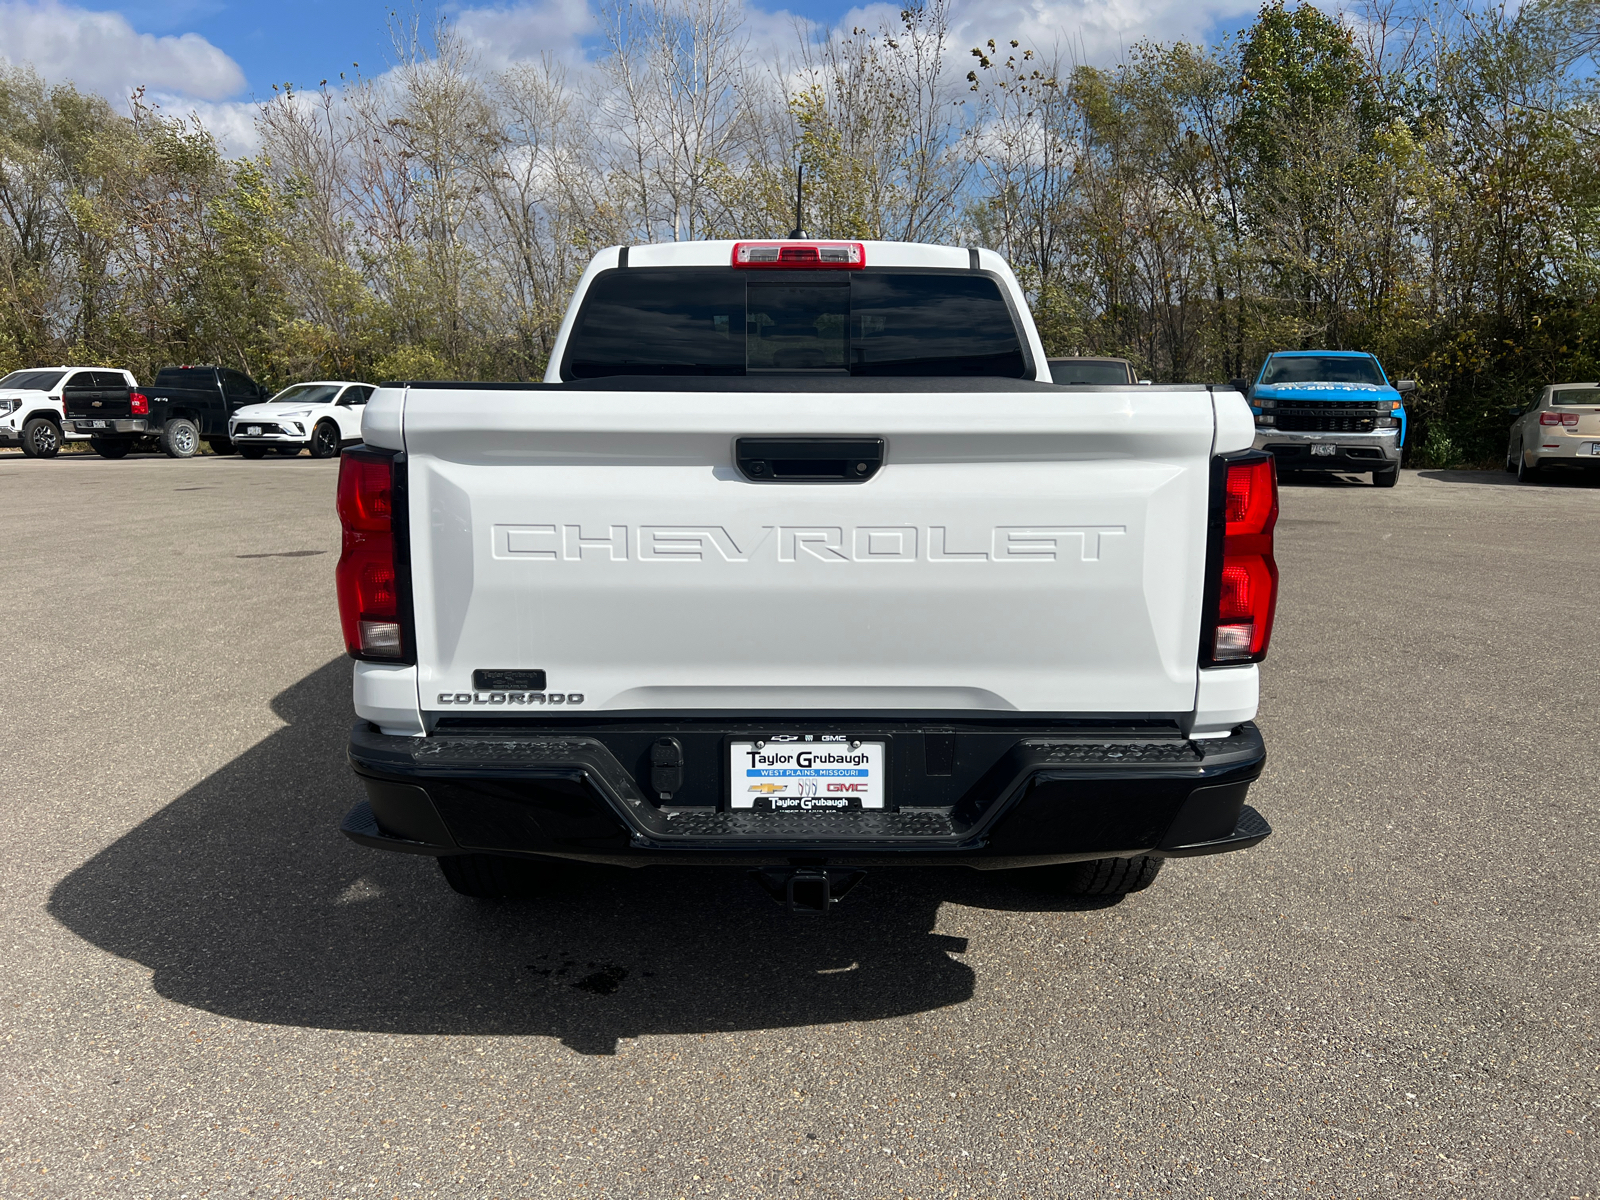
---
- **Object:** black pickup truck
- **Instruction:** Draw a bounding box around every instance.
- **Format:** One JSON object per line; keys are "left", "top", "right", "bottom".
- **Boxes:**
{"left": 68, "top": 365, "right": 270, "bottom": 458}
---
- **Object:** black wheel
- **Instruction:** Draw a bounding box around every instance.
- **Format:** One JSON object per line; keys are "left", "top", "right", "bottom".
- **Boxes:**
{"left": 89, "top": 438, "right": 130, "bottom": 459}
{"left": 276, "top": 445, "right": 303, "bottom": 457}
{"left": 1372, "top": 465, "right": 1399, "bottom": 487}
{"left": 309, "top": 421, "right": 341, "bottom": 459}
{"left": 159, "top": 417, "right": 199, "bottom": 459}
{"left": 1517, "top": 451, "right": 1542, "bottom": 483}
{"left": 207, "top": 437, "right": 237, "bottom": 455}
{"left": 19, "top": 417, "right": 60, "bottom": 458}
{"left": 1505, "top": 440, "right": 1518, "bottom": 472}
{"left": 238, "top": 445, "right": 267, "bottom": 459}
{"left": 1007, "top": 855, "right": 1163, "bottom": 897}
{"left": 437, "top": 853, "right": 574, "bottom": 899}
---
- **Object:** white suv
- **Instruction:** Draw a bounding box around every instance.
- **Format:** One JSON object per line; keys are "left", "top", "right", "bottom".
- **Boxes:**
{"left": 228, "top": 381, "right": 374, "bottom": 459}
{"left": 0, "top": 367, "right": 126, "bottom": 457}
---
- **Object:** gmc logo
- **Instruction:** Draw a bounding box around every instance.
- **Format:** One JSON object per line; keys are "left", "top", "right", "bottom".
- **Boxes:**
{"left": 493, "top": 523, "right": 1125, "bottom": 563}
{"left": 827, "top": 782, "right": 868, "bottom": 792}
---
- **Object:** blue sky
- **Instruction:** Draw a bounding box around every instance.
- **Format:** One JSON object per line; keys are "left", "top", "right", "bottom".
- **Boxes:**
{"left": 0, "top": 0, "right": 1267, "bottom": 149}
{"left": 171, "top": 0, "right": 1261, "bottom": 97}
{"left": 120, "top": 0, "right": 396, "bottom": 95}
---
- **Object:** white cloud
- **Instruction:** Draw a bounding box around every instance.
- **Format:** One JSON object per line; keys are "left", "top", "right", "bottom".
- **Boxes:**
{"left": 448, "top": 0, "right": 1255, "bottom": 84}
{"left": 0, "top": 0, "right": 244, "bottom": 101}
{"left": 451, "top": 0, "right": 823, "bottom": 70}
{"left": 454, "top": 0, "right": 599, "bottom": 69}
{"left": 0, "top": 0, "right": 1256, "bottom": 160}
{"left": 840, "top": 0, "right": 1257, "bottom": 61}
{"left": 151, "top": 94, "right": 262, "bottom": 155}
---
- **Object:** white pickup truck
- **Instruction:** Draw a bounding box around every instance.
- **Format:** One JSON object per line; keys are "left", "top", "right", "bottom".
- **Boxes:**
{"left": 336, "top": 239, "right": 1278, "bottom": 911}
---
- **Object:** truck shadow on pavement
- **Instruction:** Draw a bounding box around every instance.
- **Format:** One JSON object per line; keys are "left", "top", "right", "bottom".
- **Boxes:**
{"left": 48, "top": 658, "right": 1110, "bottom": 1055}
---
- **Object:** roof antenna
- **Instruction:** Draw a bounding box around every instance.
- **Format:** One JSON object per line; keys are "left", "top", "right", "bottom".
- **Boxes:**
{"left": 788, "top": 160, "right": 806, "bottom": 239}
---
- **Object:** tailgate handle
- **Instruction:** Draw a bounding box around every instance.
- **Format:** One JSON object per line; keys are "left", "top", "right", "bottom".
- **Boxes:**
{"left": 735, "top": 437, "right": 883, "bottom": 482}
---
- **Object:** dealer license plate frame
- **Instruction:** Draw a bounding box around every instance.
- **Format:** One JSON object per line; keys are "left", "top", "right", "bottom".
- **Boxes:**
{"left": 727, "top": 735, "right": 888, "bottom": 812}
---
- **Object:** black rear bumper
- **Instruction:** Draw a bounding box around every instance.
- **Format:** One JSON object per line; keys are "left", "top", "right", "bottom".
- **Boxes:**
{"left": 342, "top": 719, "right": 1270, "bottom": 868}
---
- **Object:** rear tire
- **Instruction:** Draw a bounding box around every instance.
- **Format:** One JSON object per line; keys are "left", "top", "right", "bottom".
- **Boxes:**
{"left": 207, "top": 437, "right": 237, "bottom": 455}
{"left": 276, "top": 445, "right": 302, "bottom": 457}
{"left": 159, "top": 417, "right": 199, "bottom": 459}
{"left": 437, "top": 853, "right": 566, "bottom": 899}
{"left": 309, "top": 421, "right": 341, "bottom": 459}
{"left": 89, "top": 438, "right": 130, "bottom": 459}
{"left": 1517, "top": 451, "right": 1542, "bottom": 483}
{"left": 1009, "top": 855, "right": 1163, "bottom": 897}
{"left": 238, "top": 445, "right": 267, "bottom": 459}
{"left": 20, "top": 418, "right": 60, "bottom": 458}
{"left": 1372, "top": 465, "right": 1399, "bottom": 487}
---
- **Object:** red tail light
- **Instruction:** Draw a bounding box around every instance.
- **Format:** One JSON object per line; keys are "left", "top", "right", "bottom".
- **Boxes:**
{"left": 336, "top": 449, "right": 406, "bottom": 660}
{"left": 129, "top": 392, "right": 149, "bottom": 416}
{"left": 1541, "top": 412, "right": 1580, "bottom": 427}
{"left": 732, "top": 241, "right": 866, "bottom": 269}
{"left": 1206, "top": 455, "right": 1279, "bottom": 663}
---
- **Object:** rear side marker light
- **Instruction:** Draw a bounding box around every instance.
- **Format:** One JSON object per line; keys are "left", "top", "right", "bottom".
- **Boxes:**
{"left": 732, "top": 241, "right": 865, "bottom": 269}
{"left": 1208, "top": 455, "right": 1279, "bottom": 663}
{"left": 130, "top": 392, "right": 149, "bottom": 416}
{"left": 336, "top": 449, "right": 406, "bottom": 660}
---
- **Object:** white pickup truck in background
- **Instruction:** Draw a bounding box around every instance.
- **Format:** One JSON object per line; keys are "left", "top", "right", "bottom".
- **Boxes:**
{"left": 335, "top": 239, "right": 1279, "bottom": 911}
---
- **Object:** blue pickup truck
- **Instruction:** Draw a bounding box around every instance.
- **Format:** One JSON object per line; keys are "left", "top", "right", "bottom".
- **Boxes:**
{"left": 1241, "top": 350, "right": 1415, "bottom": 487}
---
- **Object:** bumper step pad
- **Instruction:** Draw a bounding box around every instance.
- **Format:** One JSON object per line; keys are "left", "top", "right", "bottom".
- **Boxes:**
{"left": 345, "top": 722, "right": 1269, "bottom": 863}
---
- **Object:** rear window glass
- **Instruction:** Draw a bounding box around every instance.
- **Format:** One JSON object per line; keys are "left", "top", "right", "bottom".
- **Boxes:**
{"left": 563, "top": 269, "right": 1028, "bottom": 379}
{"left": 0, "top": 370, "right": 66, "bottom": 391}
{"left": 1261, "top": 356, "right": 1385, "bottom": 385}
{"left": 1049, "top": 359, "right": 1132, "bottom": 385}
{"left": 1550, "top": 388, "right": 1600, "bottom": 405}
{"left": 155, "top": 368, "right": 215, "bottom": 386}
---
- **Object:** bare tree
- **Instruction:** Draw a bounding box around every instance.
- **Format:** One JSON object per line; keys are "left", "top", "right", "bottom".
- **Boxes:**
{"left": 596, "top": 0, "right": 756, "bottom": 241}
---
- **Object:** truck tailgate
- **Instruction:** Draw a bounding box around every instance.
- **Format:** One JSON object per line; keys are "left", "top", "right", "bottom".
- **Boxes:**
{"left": 401, "top": 386, "right": 1217, "bottom": 716}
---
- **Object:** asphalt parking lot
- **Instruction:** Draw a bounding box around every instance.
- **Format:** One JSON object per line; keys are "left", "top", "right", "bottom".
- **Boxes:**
{"left": 2, "top": 452, "right": 1597, "bottom": 1198}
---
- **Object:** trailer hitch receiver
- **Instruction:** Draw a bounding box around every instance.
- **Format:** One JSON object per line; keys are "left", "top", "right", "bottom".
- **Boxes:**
{"left": 751, "top": 868, "right": 865, "bottom": 913}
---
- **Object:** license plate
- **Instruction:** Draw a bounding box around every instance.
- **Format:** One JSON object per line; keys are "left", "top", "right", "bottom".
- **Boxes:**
{"left": 1310, "top": 443, "right": 1336, "bottom": 457}
{"left": 729, "top": 737, "right": 886, "bottom": 811}
{"left": 246, "top": 425, "right": 262, "bottom": 436}
{"left": 1587, "top": 443, "right": 1600, "bottom": 456}
{"left": 90, "top": 420, "right": 107, "bottom": 429}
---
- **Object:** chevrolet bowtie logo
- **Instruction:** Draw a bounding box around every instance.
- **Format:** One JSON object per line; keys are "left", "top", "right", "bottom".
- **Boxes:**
{"left": 747, "top": 783, "right": 786, "bottom": 793}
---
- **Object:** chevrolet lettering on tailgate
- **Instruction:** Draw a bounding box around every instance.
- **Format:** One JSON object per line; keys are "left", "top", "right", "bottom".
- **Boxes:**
{"left": 493, "top": 523, "right": 1127, "bottom": 563}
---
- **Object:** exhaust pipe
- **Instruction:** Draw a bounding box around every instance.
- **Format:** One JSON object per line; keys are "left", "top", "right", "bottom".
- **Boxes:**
{"left": 751, "top": 867, "right": 865, "bottom": 914}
